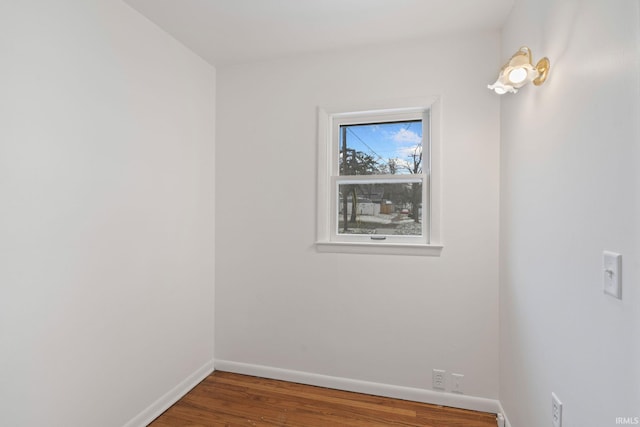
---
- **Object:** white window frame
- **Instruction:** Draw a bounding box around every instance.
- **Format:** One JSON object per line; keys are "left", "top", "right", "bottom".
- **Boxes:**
{"left": 316, "top": 98, "right": 443, "bottom": 256}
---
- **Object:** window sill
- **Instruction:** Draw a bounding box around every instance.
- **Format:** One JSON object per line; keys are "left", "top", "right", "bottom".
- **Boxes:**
{"left": 315, "top": 241, "right": 443, "bottom": 256}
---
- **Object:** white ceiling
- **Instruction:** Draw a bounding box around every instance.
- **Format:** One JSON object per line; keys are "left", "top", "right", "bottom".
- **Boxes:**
{"left": 124, "top": 0, "right": 513, "bottom": 66}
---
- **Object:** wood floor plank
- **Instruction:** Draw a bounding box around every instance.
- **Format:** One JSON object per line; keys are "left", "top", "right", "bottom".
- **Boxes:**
{"left": 149, "top": 371, "right": 497, "bottom": 426}
{"left": 213, "top": 376, "right": 417, "bottom": 417}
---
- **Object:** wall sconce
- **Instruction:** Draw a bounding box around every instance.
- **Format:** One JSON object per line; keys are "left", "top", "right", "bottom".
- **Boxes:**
{"left": 488, "top": 46, "right": 550, "bottom": 94}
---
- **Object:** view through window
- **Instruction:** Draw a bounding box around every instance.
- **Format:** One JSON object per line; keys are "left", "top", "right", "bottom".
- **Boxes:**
{"left": 337, "top": 119, "right": 424, "bottom": 238}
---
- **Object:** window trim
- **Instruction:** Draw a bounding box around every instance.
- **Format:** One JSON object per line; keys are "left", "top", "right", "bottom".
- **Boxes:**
{"left": 316, "top": 98, "right": 443, "bottom": 256}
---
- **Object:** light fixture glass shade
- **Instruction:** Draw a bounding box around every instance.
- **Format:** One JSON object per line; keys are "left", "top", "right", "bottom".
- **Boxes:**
{"left": 493, "top": 86, "right": 508, "bottom": 95}
{"left": 488, "top": 47, "right": 550, "bottom": 95}
{"left": 507, "top": 67, "right": 528, "bottom": 84}
{"left": 488, "top": 78, "right": 517, "bottom": 94}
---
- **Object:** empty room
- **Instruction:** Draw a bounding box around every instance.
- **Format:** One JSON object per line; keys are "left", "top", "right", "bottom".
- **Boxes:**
{"left": 1, "top": 1, "right": 638, "bottom": 426}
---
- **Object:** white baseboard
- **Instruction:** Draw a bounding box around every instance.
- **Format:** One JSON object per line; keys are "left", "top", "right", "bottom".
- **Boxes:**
{"left": 214, "top": 359, "right": 501, "bottom": 415}
{"left": 123, "top": 359, "right": 215, "bottom": 427}
{"left": 497, "top": 401, "right": 513, "bottom": 427}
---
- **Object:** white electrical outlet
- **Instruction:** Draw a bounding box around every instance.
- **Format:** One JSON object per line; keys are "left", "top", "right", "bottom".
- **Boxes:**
{"left": 432, "top": 369, "right": 446, "bottom": 390}
{"left": 552, "top": 392, "right": 562, "bottom": 427}
{"left": 451, "top": 373, "right": 464, "bottom": 393}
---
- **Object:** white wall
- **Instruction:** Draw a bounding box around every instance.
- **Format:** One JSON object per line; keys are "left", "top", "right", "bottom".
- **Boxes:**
{"left": 0, "top": 2, "right": 215, "bottom": 426}
{"left": 216, "top": 33, "right": 501, "bottom": 400}
{"left": 499, "top": 1, "right": 640, "bottom": 426}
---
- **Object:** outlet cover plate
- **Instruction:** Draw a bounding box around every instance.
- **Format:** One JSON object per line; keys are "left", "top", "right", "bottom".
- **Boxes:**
{"left": 552, "top": 392, "right": 562, "bottom": 427}
{"left": 432, "top": 369, "right": 446, "bottom": 390}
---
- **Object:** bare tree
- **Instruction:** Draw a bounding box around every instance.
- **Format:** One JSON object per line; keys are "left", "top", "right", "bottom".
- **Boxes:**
{"left": 340, "top": 130, "right": 386, "bottom": 231}
{"left": 401, "top": 146, "right": 422, "bottom": 223}
{"left": 388, "top": 158, "right": 398, "bottom": 175}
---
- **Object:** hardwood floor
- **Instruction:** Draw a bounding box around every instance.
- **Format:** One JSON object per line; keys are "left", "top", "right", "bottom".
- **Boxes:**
{"left": 149, "top": 371, "right": 497, "bottom": 426}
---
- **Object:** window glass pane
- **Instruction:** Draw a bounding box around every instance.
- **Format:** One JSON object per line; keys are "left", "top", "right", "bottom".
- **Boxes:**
{"left": 338, "top": 120, "right": 422, "bottom": 176}
{"left": 337, "top": 182, "right": 422, "bottom": 236}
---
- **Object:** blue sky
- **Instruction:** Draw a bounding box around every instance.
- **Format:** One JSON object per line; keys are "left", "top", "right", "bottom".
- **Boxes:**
{"left": 339, "top": 120, "right": 422, "bottom": 174}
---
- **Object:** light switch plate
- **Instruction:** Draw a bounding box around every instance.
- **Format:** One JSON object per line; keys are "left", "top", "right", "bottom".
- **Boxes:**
{"left": 603, "top": 251, "right": 622, "bottom": 299}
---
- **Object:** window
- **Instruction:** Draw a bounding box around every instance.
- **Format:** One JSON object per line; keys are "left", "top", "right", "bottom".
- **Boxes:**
{"left": 316, "top": 99, "right": 442, "bottom": 255}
